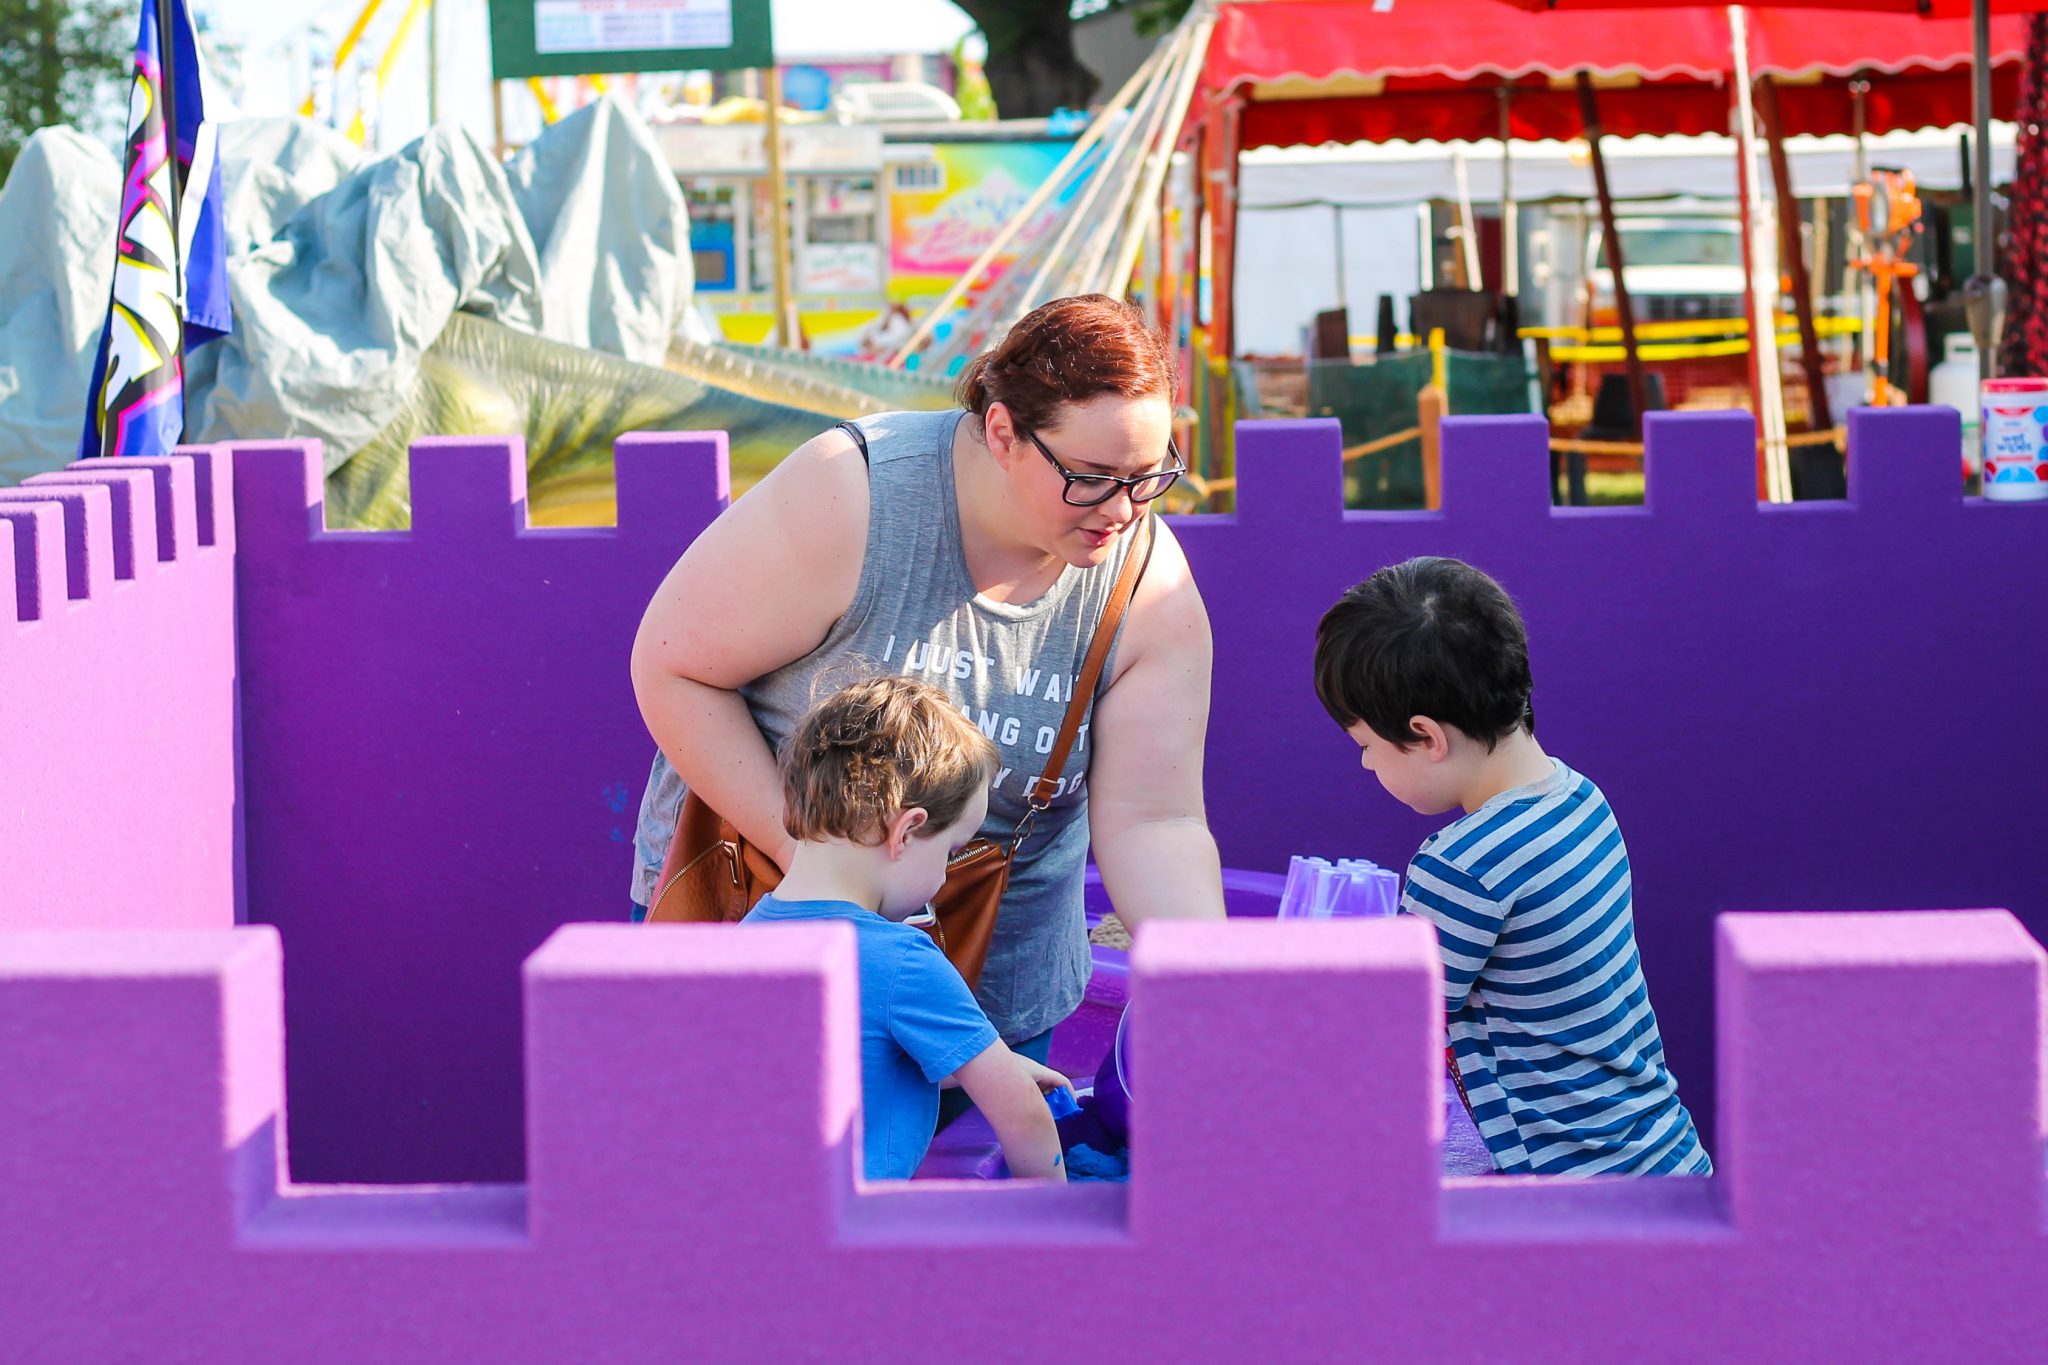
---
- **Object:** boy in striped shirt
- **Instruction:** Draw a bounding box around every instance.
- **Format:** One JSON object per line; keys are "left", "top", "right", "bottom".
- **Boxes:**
{"left": 1313, "top": 557, "right": 1710, "bottom": 1177}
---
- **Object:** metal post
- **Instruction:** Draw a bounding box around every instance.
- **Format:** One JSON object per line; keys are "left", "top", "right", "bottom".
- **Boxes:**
{"left": 427, "top": 0, "right": 438, "bottom": 124}
{"left": 1417, "top": 203, "right": 1433, "bottom": 293}
{"left": 1333, "top": 205, "right": 1348, "bottom": 317}
{"left": 1500, "top": 85, "right": 1517, "bottom": 298}
{"left": 1969, "top": 0, "right": 1998, "bottom": 381}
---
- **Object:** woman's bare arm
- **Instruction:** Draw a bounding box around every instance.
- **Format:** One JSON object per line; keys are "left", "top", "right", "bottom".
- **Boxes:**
{"left": 628, "top": 427, "right": 869, "bottom": 867}
{"left": 1087, "top": 519, "right": 1227, "bottom": 926}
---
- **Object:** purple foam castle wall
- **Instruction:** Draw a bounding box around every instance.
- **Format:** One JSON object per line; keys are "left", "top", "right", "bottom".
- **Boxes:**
{"left": 229, "top": 434, "right": 727, "bottom": 1183}
{"left": 1185, "top": 407, "right": 2048, "bottom": 1175}
{"left": 7, "top": 415, "right": 2048, "bottom": 1356}
{"left": 6, "top": 410, "right": 2045, "bottom": 1196}
{"left": 229, "top": 409, "right": 2048, "bottom": 1184}
{"left": 0, "top": 448, "right": 239, "bottom": 931}
{"left": 4, "top": 911, "right": 2046, "bottom": 1362}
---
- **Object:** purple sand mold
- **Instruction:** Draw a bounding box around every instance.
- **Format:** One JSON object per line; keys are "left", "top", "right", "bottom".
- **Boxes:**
{"left": 1093, "top": 1007, "right": 1133, "bottom": 1143}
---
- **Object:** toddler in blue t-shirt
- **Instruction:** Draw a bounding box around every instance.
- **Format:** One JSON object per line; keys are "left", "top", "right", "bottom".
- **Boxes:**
{"left": 743, "top": 676, "right": 1070, "bottom": 1182}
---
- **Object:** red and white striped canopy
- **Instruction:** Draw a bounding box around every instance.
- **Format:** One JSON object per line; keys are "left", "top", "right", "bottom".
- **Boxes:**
{"left": 1203, "top": 0, "right": 2027, "bottom": 147}
{"left": 1497, "top": 0, "right": 2036, "bottom": 14}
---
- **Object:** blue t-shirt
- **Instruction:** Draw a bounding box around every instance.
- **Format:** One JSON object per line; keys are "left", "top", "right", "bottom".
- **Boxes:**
{"left": 1401, "top": 760, "right": 1711, "bottom": 1177}
{"left": 743, "top": 895, "right": 1000, "bottom": 1180}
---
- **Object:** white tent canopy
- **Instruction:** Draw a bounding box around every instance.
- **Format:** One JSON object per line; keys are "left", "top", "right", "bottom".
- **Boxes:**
{"left": 1230, "top": 125, "right": 2013, "bottom": 357}
{"left": 1238, "top": 125, "right": 2016, "bottom": 210}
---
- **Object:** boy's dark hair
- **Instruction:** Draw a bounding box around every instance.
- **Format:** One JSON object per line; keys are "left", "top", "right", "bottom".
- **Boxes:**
{"left": 1313, "top": 557, "right": 1535, "bottom": 751}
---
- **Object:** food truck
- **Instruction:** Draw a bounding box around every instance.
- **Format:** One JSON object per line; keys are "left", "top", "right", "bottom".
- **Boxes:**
{"left": 658, "top": 116, "right": 1084, "bottom": 357}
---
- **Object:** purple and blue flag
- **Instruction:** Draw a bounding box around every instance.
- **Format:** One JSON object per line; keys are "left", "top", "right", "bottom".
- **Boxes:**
{"left": 79, "top": 0, "right": 231, "bottom": 458}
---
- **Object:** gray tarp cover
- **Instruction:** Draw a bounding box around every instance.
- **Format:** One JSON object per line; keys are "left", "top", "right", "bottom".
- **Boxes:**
{"left": 0, "top": 128, "right": 122, "bottom": 481}
{"left": 0, "top": 96, "right": 696, "bottom": 483}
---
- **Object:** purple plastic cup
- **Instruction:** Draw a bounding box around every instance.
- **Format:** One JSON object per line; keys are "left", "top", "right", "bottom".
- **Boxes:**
{"left": 1093, "top": 1006, "right": 1133, "bottom": 1144}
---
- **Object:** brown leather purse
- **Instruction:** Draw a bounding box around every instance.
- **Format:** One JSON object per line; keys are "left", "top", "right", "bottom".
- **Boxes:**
{"left": 646, "top": 514, "right": 1153, "bottom": 990}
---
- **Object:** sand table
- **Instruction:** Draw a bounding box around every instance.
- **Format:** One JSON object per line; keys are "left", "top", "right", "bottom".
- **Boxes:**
{"left": 1089, "top": 914, "right": 1133, "bottom": 950}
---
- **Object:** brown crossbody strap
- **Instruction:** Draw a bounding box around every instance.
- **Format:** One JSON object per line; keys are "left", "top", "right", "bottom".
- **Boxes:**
{"left": 1023, "top": 512, "right": 1157, "bottom": 817}
{"left": 839, "top": 415, "right": 1154, "bottom": 851}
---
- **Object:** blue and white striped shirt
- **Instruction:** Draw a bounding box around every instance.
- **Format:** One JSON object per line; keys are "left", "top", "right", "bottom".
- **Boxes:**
{"left": 1401, "top": 759, "right": 1710, "bottom": 1177}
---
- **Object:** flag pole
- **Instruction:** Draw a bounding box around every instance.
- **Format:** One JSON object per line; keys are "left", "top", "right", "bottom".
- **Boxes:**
{"left": 156, "top": 0, "right": 185, "bottom": 305}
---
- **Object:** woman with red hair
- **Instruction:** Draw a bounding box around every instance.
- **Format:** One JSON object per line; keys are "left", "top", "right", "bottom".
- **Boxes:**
{"left": 628, "top": 295, "right": 1225, "bottom": 1078}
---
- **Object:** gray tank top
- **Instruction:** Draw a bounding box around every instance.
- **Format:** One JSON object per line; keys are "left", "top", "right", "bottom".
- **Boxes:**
{"left": 630, "top": 408, "right": 1142, "bottom": 1043}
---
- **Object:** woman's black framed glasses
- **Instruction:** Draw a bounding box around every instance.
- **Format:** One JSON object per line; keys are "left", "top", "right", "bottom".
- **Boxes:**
{"left": 1023, "top": 429, "right": 1185, "bottom": 507}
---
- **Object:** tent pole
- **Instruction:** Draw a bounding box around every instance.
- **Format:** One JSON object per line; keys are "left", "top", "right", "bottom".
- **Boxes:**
{"left": 887, "top": 38, "right": 1170, "bottom": 368}
{"left": 1730, "top": 6, "right": 1792, "bottom": 502}
{"left": 1575, "top": 72, "right": 1646, "bottom": 437}
{"left": 1065, "top": 25, "right": 1187, "bottom": 295}
{"left": 1109, "top": 14, "right": 1216, "bottom": 298}
{"left": 1452, "top": 147, "right": 1482, "bottom": 289}
{"left": 1026, "top": 22, "right": 1186, "bottom": 308}
{"left": 1105, "top": 11, "right": 1216, "bottom": 297}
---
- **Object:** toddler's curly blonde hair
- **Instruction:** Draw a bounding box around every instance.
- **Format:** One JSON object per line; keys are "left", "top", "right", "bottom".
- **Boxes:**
{"left": 781, "top": 676, "right": 1000, "bottom": 845}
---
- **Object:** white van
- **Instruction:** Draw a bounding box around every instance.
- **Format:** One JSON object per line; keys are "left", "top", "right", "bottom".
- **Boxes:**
{"left": 1585, "top": 215, "right": 1747, "bottom": 325}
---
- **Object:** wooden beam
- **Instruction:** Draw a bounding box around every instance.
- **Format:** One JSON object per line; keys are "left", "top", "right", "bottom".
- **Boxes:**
{"left": 1576, "top": 73, "right": 1646, "bottom": 437}
{"left": 1206, "top": 92, "right": 1244, "bottom": 360}
{"left": 1418, "top": 386, "right": 1445, "bottom": 509}
{"left": 762, "top": 66, "right": 799, "bottom": 349}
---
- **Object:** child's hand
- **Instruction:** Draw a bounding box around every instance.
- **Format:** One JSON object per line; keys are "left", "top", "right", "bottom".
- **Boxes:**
{"left": 955, "top": 1042, "right": 1066, "bottom": 1181}
{"left": 1018, "top": 1058, "right": 1073, "bottom": 1097}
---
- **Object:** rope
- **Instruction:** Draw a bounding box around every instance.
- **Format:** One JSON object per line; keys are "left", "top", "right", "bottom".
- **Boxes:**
{"left": 1522, "top": 317, "right": 1862, "bottom": 344}
{"left": 1548, "top": 427, "right": 1845, "bottom": 457}
{"left": 1343, "top": 427, "right": 1423, "bottom": 461}
{"left": 1183, "top": 426, "right": 1842, "bottom": 506}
